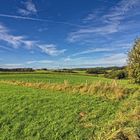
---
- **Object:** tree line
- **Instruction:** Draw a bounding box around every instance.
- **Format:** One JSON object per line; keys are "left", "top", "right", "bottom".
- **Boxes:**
{"left": 0, "top": 68, "right": 34, "bottom": 72}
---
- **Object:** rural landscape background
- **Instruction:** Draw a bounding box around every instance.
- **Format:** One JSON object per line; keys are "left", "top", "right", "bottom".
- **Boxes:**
{"left": 0, "top": 0, "right": 140, "bottom": 140}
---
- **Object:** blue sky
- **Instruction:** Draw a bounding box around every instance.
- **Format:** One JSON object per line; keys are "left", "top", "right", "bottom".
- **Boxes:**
{"left": 0, "top": 0, "right": 140, "bottom": 68}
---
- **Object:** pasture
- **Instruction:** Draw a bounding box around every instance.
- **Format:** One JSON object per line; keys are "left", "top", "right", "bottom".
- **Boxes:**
{"left": 0, "top": 72, "right": 139, "bottom": 139}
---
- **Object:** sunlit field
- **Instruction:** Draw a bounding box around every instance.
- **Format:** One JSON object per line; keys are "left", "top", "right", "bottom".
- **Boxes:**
{"left": 0, "top": 0, "right": 140, "bottom": 139}
{"left": 0, "top": 72, "right": 139, "bottom": 139}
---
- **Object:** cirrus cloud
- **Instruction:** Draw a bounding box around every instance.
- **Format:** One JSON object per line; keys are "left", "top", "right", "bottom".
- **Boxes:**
{"left": 18, "top": 0, "right": 37, "bottom": 16}
{"left": 67, "top": 0, "right": 140, "bottom": 43}
{"left": 0, "top": 23, "right": 65, "bottom": 56}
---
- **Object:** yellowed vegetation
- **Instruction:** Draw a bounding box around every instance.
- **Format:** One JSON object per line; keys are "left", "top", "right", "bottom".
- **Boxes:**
{"left": 0, "top": 80, "right": 129, "bottom": 100}
{"left": 97, "top": 90, "right": 140, "bottom": 140}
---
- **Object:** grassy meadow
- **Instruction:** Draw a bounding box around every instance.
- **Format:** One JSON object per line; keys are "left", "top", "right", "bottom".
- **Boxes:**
{"left": 0, "top": 71, "right": 140, "bottom": 139}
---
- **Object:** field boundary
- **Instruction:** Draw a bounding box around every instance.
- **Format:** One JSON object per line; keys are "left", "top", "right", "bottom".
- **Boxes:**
{"left": 0, "top": 80, "right": 132, "bottom": 100}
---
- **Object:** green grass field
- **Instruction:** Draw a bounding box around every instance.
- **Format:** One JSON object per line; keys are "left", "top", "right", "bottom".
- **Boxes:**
{"left": 0, "top": 72, "right": 139, "bottom": 139}
{"left": 0, "top": 72, "right": 139, "bottom": 89}
{"left": 0, "top": 72, "right": 109, "bottom": 84}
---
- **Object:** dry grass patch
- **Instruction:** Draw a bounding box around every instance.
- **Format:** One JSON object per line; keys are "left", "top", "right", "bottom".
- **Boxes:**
{"left": 0, "top": 80, "right": 130, "bottom": 100}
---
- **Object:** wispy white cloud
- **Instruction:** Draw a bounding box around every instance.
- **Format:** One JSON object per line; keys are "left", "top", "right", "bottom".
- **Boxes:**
{"left": 38, "top": 27, "right": 48, "bottom": 32}
{"left": 68, "top": 0, "right": 140, "bottom": 42}
{"left": 26, "top": 60, "right": 53, "bottom": 64}
{"left": 0, "top": 63, "right": 23, "bottom": 68}
{"left": 0, "top": 23, "right": 8, "bottom": 32}
{"left": 0, "top": 23, "right": 36, "bottom": 48}
{"left": 64, "top": 57, "right": 71, "bottom": 62}
{"left": 0, "top": 14, "right": 45, "bottom": 22}
{"left": 18, "top": 0, "right": 37, "bottom": 16}
{"left": 0, "top": 23, "right": 65, "bottom": 56}
{"left": 25, "top": 53, "right": 127, "bottom": 69}
{"left": 60, "top": 53, "right": 127, "bottom": 68}
{"left": 83, "top": 11, "right": 101, "bottom": 22}
{"left": 102, "top": 0, "right": 140, "bottom": 24}
{"left": 2, "top": 52, "right": 126, "bottom": 69}
{"left": 38, "top": 44, "right": 66, "bottom": 56}
{"left": 71, "top": 48, "right": 116, "bottom": 57}
{"left": 68, "top": 23, "right": 119, "bottom": 42}
{"left": 0, "top": 14, "right": 85, "bottom": 28}
{"left": 0, "top": 45, "right": 13, "bottom": 51}
{"left": 97, "top": 53, "right": 127, "bottom": 66}
{"left": 83, "top": 7, "right": 105, "bottom": 23}
{"left": 68, "top": 41, "right": 131, "bottom": 59}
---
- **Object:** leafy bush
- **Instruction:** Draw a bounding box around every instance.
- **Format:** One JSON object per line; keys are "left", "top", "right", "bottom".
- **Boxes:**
{"left": 127, "top": 38, "right": 140, "bottom": 84}
{"left": 105, "top": 70, "right": 128, "bottom": 79}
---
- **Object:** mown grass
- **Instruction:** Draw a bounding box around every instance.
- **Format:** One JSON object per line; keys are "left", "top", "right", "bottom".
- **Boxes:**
{"left": 0, "top": 72, "right": 139, "bottom": 139}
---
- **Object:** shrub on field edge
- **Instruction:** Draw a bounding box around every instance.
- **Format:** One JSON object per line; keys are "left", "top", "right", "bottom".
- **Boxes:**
{"left": 127, "top": 38, "right": 140, "bottom": 84}
{"left": 105, "top": 70, "right": 128, "bottom": 79}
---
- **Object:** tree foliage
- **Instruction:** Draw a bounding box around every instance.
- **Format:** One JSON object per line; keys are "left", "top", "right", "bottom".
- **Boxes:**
{"left": 86, "top": 68, "right": 106, "bottom": 74}
{"left": 105, "top": 70, "right": 127, "bottom": 79}
{"left": 0, "top": 68, "right": 34, "bottom": 72}
{"left": 127, "top": 38, "right": 140, "bottom": 83}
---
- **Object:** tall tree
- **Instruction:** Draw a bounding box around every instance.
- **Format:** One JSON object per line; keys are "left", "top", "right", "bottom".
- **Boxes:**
{"left": 127, "top": 38, "right": 140, "bottom": 84}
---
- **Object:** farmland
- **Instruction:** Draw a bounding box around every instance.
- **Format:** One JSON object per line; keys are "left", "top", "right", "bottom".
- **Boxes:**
{"left": 0, "top": 72, "right": 140, "bottom": 140}
{"left": 0, "top": 0, "right": 140, "bottom": 139}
